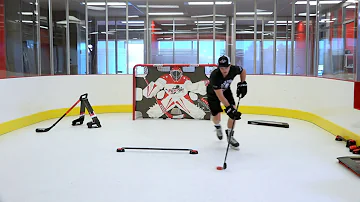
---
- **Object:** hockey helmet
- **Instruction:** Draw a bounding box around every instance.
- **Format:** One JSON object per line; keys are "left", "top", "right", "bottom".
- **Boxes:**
{"left": 170, "top": 66, "right": 183, "bottom": 81}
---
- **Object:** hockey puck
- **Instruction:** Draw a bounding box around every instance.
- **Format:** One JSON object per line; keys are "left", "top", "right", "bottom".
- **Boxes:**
{"left": 189, "top": 149, "right": 198, "bottom": 154}
{"left": 216, "top": 166, "right": 223, "bottom": 170}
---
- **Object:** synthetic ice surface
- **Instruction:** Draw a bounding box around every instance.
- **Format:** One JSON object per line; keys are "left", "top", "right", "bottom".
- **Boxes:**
{"left": 0, "top": 113, "right": 359, "bottom": 202}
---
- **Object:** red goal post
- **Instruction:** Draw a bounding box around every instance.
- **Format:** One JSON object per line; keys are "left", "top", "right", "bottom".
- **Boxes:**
{"left": 132, "top": 64, "right": 218, "bottom": 120}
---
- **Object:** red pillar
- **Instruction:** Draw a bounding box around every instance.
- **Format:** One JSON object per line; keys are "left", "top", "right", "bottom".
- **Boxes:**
{"left": 295, "top": 21, "right": 306, "bottom": 75}
{"left": 151, "top": 21, "right": 158, "bottom": 52}
{"left": 0, "top": 0, "right": 5, "bottom": 79}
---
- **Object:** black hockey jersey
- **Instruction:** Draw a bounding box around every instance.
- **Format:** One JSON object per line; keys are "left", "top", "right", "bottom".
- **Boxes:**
{"left": 206, "top": 65, "right": 243, "bottom": 96}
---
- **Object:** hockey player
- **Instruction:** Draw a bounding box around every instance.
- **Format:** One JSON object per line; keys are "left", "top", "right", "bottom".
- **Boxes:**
{"left": 206, "top": 55, "right": 247, "bottom": 150}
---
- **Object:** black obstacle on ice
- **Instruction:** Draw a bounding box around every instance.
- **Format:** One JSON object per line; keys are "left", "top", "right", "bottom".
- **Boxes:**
{"left": 248, "top": 120, "right": 290, "bottom": 128}
{"left": 337, "top": 156, "right": 360, "bottom": 177}
{"left": 116, "top": 147, "right": 198, "bottom": 154}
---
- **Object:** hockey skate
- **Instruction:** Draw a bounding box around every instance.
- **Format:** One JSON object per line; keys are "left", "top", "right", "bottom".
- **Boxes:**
{"left": 226, "top": 129, "right": 239, "bottom": 150}
{"left": 215, "top": 125, "right": 223, "bottom": 140}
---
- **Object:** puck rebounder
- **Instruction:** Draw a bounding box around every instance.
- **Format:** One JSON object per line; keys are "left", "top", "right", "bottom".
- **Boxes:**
{"left": 116, "top": 147, "right": 198, "bottom": 155}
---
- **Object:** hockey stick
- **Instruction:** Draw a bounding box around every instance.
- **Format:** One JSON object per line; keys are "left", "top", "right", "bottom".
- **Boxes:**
{"left": 35, "top": 99, "right": 81, "bottom": 133}
{"left": 143, "top": 77, "right": 184, "bottom": 119}
{"left": 217, "top": 97, "right": 241, "bottom": 170}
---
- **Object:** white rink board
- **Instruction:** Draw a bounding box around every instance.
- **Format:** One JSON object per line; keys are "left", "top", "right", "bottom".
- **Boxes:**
{"left": 0, "top": 74, "right": 355, "bottom": 124}
{"left": 0, "top": 75, "right": 132, "bottom": 123}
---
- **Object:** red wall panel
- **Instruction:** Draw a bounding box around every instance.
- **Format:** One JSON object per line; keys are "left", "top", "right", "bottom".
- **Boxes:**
{"left": 355, "top": 82, "right": 360, "bottom": 110}
{"left": 0, "top": 0, "right": 5, "bottom": 79}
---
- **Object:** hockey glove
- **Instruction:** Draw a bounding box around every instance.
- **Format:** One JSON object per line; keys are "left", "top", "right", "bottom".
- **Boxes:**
{"left": 225, "top": 105, "right": 241, "bottom": 120}
{"left": 236, "top": 81, "right": 247, "bottom": 98}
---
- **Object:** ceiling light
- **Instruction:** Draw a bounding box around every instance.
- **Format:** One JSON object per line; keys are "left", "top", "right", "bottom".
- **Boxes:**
{"left": 120, "top": 21, "right": 144, "bottom": 23}
{"left": 195, "top": 20, "right": 224, "bottom": 23}
{"left": 85, "top": 2, "right": 126, "bottom": 6}
{"left": 21, "top": 20, "right": 35, "bottom": 23}
{"left": 87, "top": 6, "right": 105, "bottom": 10}
{"left": 196, "top": 24, "right": 223, "bottom": 26}
{"left": 193, "top": 26, "right": 223, "bottom": 30}
{"left": 295, "top": 1, "right": 341, "bottom": 5}
{"left": 161, "top": 24, "right": 187, "bottom": 26}
{"left": 319, "top": 1, "right": 342, "bottom": 4}
{"left": 148, "top": 12, "right": 184, "bottom": 15}
{"left": 137, "top": 5, "right": 179, "bottom": 8}
{"left": 128, "top": 15, "right": 139, "bottom": 18}
{"left": 109, "top": 6, "right": 126, "bottom": 8}
{"left": 21, "top": 12, "right": 34, "bottom": 15}
{"left": 236, "top": 12, "right": 273, "bottom": 15}
{"left": 215, "top": 1, "right": 232, "bottom": 4}
{"left": 268, "top": 20, "right": 299, "bottom": 23}
{"left": 191, "top": 14, "right": 226, "bottom": 18}
{"left": 187, "top": 1, "right": 232, "bottom": 5}
{"left": 298, "top": 12, "right": 317, "bottom": 16}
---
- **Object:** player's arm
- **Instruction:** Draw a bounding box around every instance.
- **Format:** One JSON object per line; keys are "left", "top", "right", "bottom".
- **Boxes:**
{"left": 240, "top": 68, "right": 246, "bottom": 82}
{"left": 237, "top": 67, "right": 247, "bottom": 98}
{"left": 214, "top": 89, "right": 231, "bottom": 107}
{"left": 213, "top": 82, "right": 241, "bottom": 120}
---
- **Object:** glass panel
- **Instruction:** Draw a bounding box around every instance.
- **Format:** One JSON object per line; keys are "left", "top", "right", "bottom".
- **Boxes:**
{"left": 69, "top": 0, "right": 86, "bottom": 74}
{"left": 52, "top": 0, "right": 66, "bottom": 75}
{"left": 21, "top": 0, "right": 38, "bottom": 76}
{"left": 275, "top": 21, "right": 293, "bottom": 75}
{"left": 173, "top": 19, "right": 197, "bottom": 64}
{"left": 38, "top": 0, "right": 51, "bottom": 75}
{"left": 318, "top": 1, "right": 352, "bottom": 80}
{"left": 5, "top": 0, "right": 23, "bottom": 77}
{"left": 257, "top": 1, "right": 274, "bottom": 74}
{"left": 128, "top": 30, "right": 144, "bottom": 73}
{"left": 235, "top": 20, "right": 259, "bottom": 74}
{"left": 107, "top": 1, "right": 124, "bottom": 74}
{"left": 151, "top": 19, "right": 173, "bottom": 64}
{"left": 215, "top": 18, "right": 226, "bottom": 64}
{"left": 86, "top": 0, "right": 106, "bottom": 74}
{"left": 343, "top": 3, "right": 357, "bottom": 80}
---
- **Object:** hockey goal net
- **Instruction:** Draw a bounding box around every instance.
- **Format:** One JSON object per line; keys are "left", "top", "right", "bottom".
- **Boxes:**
{"left": 133, "top": 64, "right": 218, "bottom": 120}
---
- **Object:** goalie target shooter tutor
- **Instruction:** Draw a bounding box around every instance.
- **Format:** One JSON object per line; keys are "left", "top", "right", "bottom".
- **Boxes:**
{"left": 35, "top": 93, "right": 101, "bottom": 133}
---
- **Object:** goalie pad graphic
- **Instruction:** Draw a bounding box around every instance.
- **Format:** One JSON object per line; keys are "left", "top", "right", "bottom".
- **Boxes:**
{"left": 133, "top": 64, "right": 217, "bottom": 120}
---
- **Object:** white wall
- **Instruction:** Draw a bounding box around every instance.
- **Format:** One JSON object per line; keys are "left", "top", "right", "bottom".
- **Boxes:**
{"left": 0, "top": 74, "right": 355, "bottom": 125}
{"left": 0, "top": 75, "right": 132, "bottom": 123}
{"left": 231, "top": 75, "right": 354, "bottom": 114}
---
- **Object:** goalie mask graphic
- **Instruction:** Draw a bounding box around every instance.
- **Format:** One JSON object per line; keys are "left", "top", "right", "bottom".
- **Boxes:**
{"left": 142, "top": 66, "right": 210, "bottom": 119}
{"left": 170, "top": 67, "right": 183, "bottom": 82}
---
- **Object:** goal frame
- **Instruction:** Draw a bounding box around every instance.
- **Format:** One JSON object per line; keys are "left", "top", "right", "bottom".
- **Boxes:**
{"left": 132, "top": 63, "right": 217, "bottom": 120}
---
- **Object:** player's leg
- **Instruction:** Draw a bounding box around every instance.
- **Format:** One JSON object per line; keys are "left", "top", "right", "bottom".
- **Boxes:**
{"left": 224, "top": 90, "right": 240, "bottom": 149}
{"left": 207, "top": 96, "right": 224, "bottom": 140}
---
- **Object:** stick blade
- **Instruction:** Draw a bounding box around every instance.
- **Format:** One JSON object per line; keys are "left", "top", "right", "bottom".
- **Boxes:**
{"left": 35, "top": 128, "right": 51, "bottom": 133}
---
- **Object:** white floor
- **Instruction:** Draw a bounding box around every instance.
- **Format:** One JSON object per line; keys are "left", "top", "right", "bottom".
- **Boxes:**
{"left": 0, "top": 113, "right": 359, "bottom": 202}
